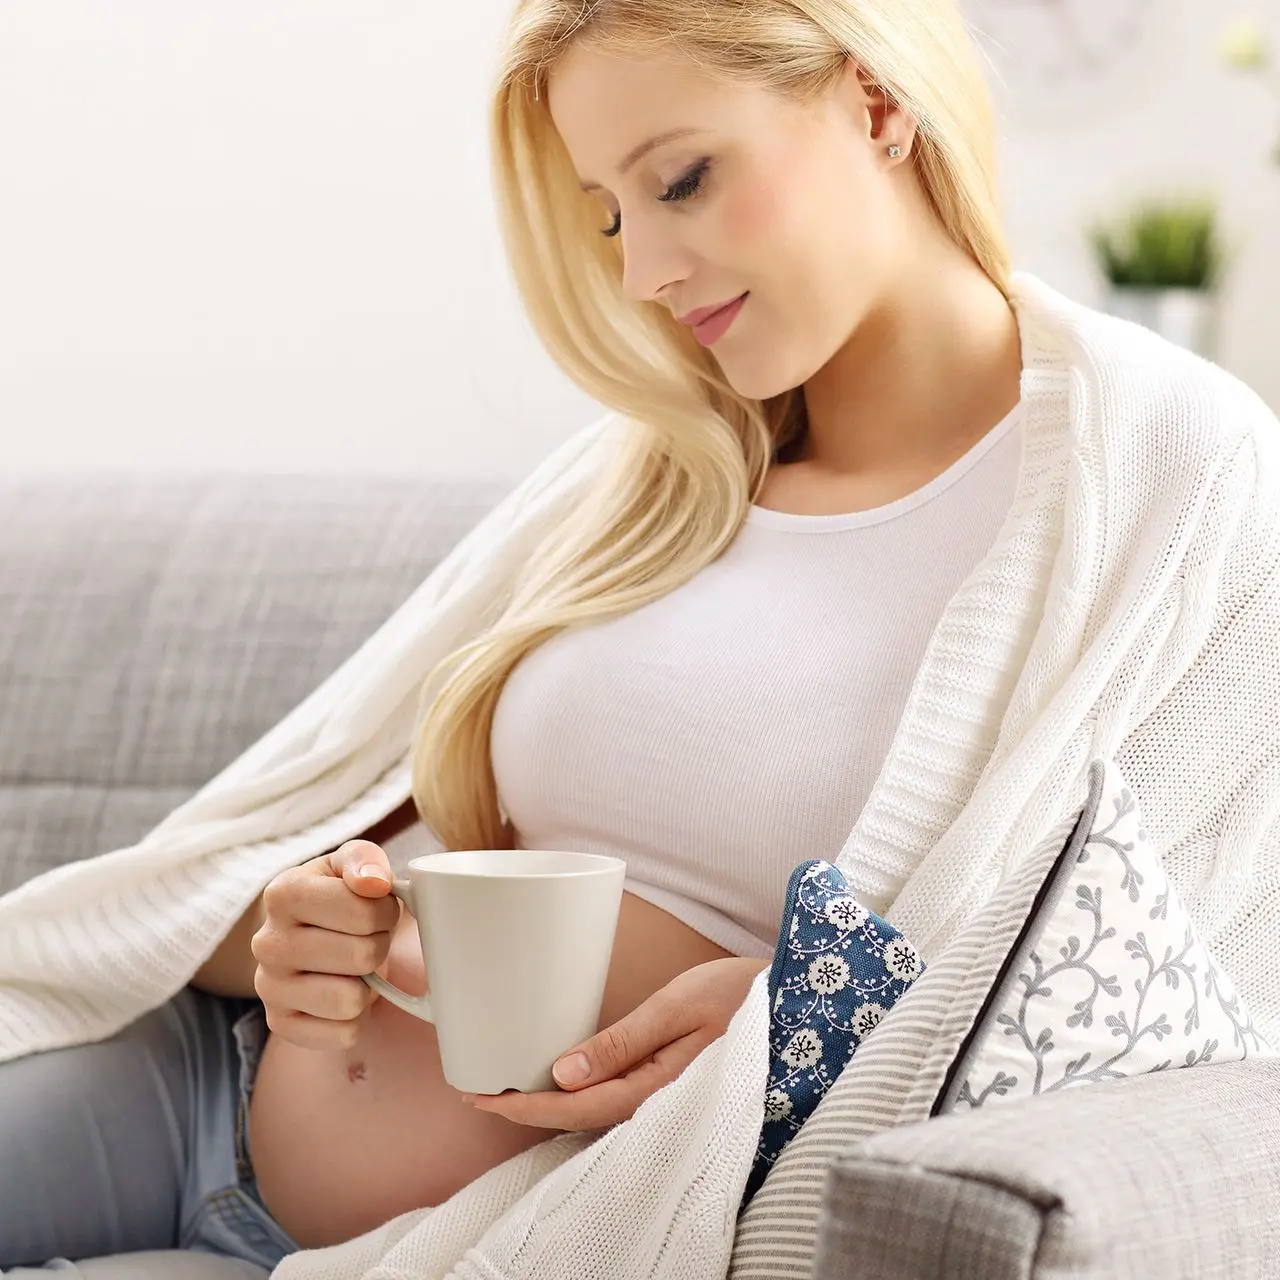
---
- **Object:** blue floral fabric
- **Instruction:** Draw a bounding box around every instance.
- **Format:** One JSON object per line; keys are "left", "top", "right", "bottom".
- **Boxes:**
{"left": 742, "top": 859, "right": 927, "bottom": 1208}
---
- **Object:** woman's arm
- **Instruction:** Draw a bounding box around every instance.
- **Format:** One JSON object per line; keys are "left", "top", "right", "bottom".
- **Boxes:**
{"left": 190, "top": 892, "right": 267, "bottom": 997}
{"left": 189, "top": 795, "right": 421, "bottom": 998}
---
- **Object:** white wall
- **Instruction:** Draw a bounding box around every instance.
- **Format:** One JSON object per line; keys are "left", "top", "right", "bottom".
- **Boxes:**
{"left": 995, "top": 0, "right": 1280, "bottom": 416}
{"left": 3, "top": 0, "right": 1277, "bottom": 481}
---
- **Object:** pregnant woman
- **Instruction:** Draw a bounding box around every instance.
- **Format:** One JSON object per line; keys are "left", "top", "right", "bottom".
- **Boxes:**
{"left": 4, "top": 0, "right": 1279, "bottom": 1274}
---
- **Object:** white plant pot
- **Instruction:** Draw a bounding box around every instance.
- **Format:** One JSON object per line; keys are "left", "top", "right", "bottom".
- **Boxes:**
{"left": 1105, "top": 286, "right": 1219, "bottom": 361}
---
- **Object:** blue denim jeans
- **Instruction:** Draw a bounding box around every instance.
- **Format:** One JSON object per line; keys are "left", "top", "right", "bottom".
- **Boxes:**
{"left": 0, "top": 987, "right": 299, "bottom": 1274}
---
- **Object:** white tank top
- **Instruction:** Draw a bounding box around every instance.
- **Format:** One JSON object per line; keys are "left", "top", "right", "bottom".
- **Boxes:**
{"left": 489, "top": 406, "right": 1023, "bottom": 957}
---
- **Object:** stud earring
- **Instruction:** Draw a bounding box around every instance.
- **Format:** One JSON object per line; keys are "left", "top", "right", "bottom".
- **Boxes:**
{"left": 887, "top": 144, "right": 902, "bottom": 159}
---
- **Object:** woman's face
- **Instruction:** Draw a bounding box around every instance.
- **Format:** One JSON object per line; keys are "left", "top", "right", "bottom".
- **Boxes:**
{"left": 547, "top": 44, "right": 920, "bottom": 400}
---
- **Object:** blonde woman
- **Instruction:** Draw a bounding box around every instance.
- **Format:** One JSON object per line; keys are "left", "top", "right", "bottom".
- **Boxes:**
{"left": 3, "top": 0, "right": 1278, "bottom": 1276}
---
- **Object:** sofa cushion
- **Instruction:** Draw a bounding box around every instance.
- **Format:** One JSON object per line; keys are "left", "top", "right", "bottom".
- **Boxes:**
{"left": 936, "top": 758, "right": 1274, "bottom": 1114}
{"left": 0, "top": 474, "right": 506, "bottom": 895}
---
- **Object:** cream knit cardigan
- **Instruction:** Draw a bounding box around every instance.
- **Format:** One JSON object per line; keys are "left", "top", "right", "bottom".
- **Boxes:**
{"left": 2, "top": 274, "right": 1279, "bottom": 1280}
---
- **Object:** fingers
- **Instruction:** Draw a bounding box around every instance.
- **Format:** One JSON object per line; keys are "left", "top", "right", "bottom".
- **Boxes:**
{"left": 255, "top": 966, "right": 377, "bottom": 1050}
{"left": 251, "top": 920, "right": 391, "bottom": 977}
{"left": 263, "top": 859, "right": 400, "bottom": 935}
{"left": 252, "top": 840, "right": 402, "bottom": 1052}
{"left": 255, "top": 968, "right": 374, "bottom": 1023}
{"left": 327, "top": 839, "right": 396, "bottom": 899}
{"left": 258, "top": 1005, "right": 370, "bottom": 1051}
{"left": 471, "top": 1031, "right": 712, "bottom": 1131}
{"left": 551, "top": 987, "right": 699, "bottom": 1090}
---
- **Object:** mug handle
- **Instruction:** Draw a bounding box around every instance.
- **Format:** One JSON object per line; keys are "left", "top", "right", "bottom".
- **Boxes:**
{"left": 360, "top": 877, "right": 435, "bottom": 1023}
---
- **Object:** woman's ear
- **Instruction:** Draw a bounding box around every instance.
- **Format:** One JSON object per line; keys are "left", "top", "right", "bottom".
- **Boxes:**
{"left": 849, "top": 62, "right": 919, "bottom": 162}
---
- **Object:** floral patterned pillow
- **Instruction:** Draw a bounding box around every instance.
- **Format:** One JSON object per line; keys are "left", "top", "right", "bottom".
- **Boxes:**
{"left": 935, "top": 758, "right": 1276, "bottom": 1115}
{"left": 743, "top": 859, "right": 926, "bottom": 1207}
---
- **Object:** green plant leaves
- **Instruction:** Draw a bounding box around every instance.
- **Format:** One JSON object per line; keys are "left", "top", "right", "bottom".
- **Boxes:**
{"left": 1089, "top": 198, "right": 1224, "bottom": 289}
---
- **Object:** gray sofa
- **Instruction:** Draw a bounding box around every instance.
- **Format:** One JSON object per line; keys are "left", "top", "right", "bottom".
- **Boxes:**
{"left": 3, "top": 474, "right": 1278, "bottom": 1280}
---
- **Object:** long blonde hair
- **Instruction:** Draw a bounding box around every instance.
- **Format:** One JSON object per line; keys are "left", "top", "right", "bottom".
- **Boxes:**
{"left": 411, "top": 0, "right": 1011, "bottom": 851}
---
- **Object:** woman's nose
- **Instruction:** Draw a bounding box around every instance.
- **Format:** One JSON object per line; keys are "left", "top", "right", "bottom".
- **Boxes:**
{"left": 619, "top": 220, "right": 693, "bottom": 307}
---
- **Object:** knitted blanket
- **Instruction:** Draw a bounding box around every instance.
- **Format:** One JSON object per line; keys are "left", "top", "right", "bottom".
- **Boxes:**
{"left": 2, "top": 274, "right": 1278, "bottom": 1279}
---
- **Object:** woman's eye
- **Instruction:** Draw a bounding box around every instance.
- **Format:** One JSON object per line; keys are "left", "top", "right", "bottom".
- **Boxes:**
{"left": 660, "top": 158, "right": 711, "bottom": 205}
{"left": 600, "top": 158, "right": 711, "bottom": 239}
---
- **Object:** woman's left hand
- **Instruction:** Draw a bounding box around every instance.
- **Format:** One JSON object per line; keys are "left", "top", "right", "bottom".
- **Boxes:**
{"left": 460, "top": 955, "right": 769, "bottom": 1131}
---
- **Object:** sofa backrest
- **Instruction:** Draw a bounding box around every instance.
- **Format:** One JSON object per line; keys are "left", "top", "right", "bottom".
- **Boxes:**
{"left": 0, "top": 473, "right": 508, "bottom": 896}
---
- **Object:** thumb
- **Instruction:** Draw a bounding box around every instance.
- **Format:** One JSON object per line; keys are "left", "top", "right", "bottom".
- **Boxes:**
{"left": 552, "top": 988, "right": 691, "bottom": 1090}
{"left": 328, "top": 839, "right": 395, "bottom": 899}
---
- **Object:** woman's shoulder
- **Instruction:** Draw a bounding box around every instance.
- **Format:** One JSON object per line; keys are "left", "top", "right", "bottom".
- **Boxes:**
{"left": 1038, "top": 281, "right": 1280, "bottom": 504}
{"left": 1118, "top": 333, "right": 1280, "bottom": 505}
{"left": 1015, "top": 272, "right": 1277, "bottom": 460}
{"left": 1113, "top": 325, "right": 1277, "bottom": 468}
{"left": 1015, "top": 274, "right": 1280, "bottom": 572}
{"left": 482, "top": 410, "right": 631, "bottom": 537}
{"left": 1107, "top": 334, "right": 1280, "bottom": 575}
{"left": 523, "top": 410, "right": 631, "bottom": 494}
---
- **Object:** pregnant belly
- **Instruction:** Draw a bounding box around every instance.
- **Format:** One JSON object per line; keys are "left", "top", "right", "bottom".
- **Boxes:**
{"left": 248, "top": 888, "right": 735, "bottom": 1250}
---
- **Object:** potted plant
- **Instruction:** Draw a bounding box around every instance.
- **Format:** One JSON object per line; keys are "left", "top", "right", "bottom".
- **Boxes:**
{"left": 1088, "top": 197, "right": 1226, "bottom": 360}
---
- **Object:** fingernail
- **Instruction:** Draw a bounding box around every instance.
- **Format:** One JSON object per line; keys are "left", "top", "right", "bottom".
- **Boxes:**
{"left": 553, "top": 1052, "right": 590, "bottom": 1085}
{"left": 459, "top": 1093, "right": 476, "bottom": 1105}
{"left": 357, "top": 865, "right": 389, "bottom": 882}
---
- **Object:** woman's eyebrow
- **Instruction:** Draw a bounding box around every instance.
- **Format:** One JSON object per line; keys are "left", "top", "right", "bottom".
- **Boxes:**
{"left": 579, "top": 128, "right": 706, "bottom": 192}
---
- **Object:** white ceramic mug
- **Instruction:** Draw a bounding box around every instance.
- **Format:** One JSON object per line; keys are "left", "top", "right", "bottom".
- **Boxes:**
{"left": 361, "top": 849, "right": 626, "bottom": 1094}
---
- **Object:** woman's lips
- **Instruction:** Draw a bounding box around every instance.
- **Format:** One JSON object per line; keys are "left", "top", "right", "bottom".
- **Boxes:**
{"left": 692, "top": 293, "right": 748, "bottom": 346}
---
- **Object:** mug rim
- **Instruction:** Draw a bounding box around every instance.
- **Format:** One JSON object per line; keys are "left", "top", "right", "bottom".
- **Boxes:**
{"left": 406, "top": 849, "right": 626, "bottom": 878}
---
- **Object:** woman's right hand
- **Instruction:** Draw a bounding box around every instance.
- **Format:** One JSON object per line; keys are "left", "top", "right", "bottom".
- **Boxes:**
{"left": 251, "top": 839, "right": 402, "bottom": 1050}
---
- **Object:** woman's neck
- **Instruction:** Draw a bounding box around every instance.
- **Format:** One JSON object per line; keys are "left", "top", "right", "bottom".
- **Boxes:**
{"left": 796, "top": 254, "right": 1023, "bottom": 482}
